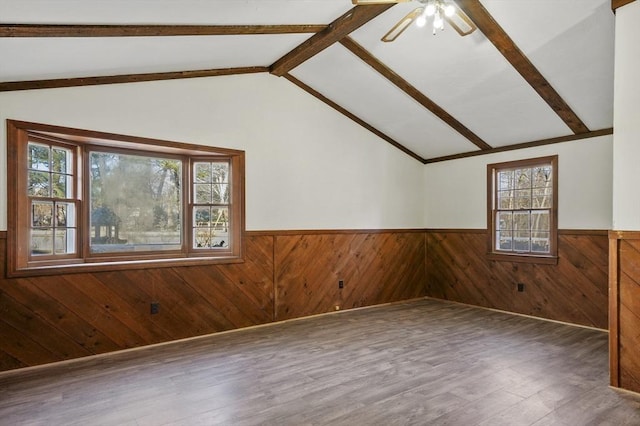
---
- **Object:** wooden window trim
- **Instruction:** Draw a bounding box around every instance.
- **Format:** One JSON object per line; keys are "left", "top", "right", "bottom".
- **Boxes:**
{"left": 486, "top": 155, "right": 558, "bottom": 265}
{"left": 7, "top": 120, "right": 245, "bottom": 277}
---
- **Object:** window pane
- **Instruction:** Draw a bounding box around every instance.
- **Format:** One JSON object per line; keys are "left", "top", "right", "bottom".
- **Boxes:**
{"left": 194, "top": 161, "right": 230, "bottom": 204}
{"left": 515, "top": 168, "right": 531, "bottom": 189}
{"left": 32, "top": 202, "right": 53, "bottom": 227}
{"left": 90, "top": 152, "right": 182, "bottom": 253}
{"left": 31, "top": 228, "right": 53, "bottom": 255}
{"left": 212, "top": 163, "right": 229, "bottom": 184}
{"left": 212, "top": 183, "right": 229, "bottom": 204}
{"left": 194, "top": 228, "right": 213, "bottom": 248}
{"left": 195, "top": 162, "right": 212, "bottom": 183}
{"left": 531, "top": 231, "right": 550, "bottom": 253}
{"left": 55, "top": 203, "right": 68, "bottom": 226}
{"left": 28, "top": 143, "right": 50, "bottom": 171}
{"left": 193, "top": 207, "right": 229, "bottom": 249}
{"left": 532, "top": 166, "right": 552, "bottom": 188}
{"left": 195, "top": 184, "right": 212, "bottom": 204}
{"left": 31, "top": 228, "right": 53, "bottom": 256}
{"left": 531, "top": 211, "right": 550, "bottom": 231}
{"left": 497, "top": 211, "right": 512, "bottom": 230}
{"left": 515, "top": 189, "right": 531, "bottom": 209}
{"left": 498, "top": 191, "right": 513, "bottom": 209}
{"left": 497, "top": 231, "right": 512, "bottom": 251}
{"left": 498, "top": 170, "right": 514, "bottom": 191}
{"left": 513, "top": 211, "right": 530, "bottom": 230}
{"left": 514, "top": 230, "right": 531, "bottom": 252}
{"left": 52, "top": 148, "right": 70, "bottom": 173}
{"left": 54, "top": 229, "right": 76, "bottom": 254}
{"left": 532, "top": 188, "right": 552, "bottom": 208}
{"left": 211, "top": 208, "right": 229, "bottom": 233}
{"left": 28, "top": 171, "right": 50, "bottom": 196}
{"left": 52, "top": 173, "right": 68, "bottom": 198}
{"left": 194, "top": 206, "right": 211, "bottom": 227}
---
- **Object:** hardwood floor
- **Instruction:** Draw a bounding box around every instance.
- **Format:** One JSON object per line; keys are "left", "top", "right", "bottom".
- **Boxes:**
{"left": 1, "top": 298, "right": 639, "bottom": 425}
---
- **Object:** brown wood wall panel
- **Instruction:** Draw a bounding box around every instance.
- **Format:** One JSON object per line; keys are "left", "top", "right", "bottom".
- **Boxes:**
{"left": 426, "top": 230, "right": 608, "bottom": 329}
{"left": 611, "top": 232, "right": 640, "bottom": 394}
{"left": 274, "top": 232, "right": 427, "bottom": 320}
{"left": 0, "top": 235, "right": 275, "bottom": 371}
{"left": 1, "top": 229, "right": 609, "bottom": 373}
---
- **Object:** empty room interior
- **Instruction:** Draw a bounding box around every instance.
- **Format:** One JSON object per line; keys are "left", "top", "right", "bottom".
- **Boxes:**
{"left": 1, "top": 0, "right": 640, "bottom": 424}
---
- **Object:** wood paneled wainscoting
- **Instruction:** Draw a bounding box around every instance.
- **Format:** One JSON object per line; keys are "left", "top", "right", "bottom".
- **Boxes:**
{"left": 609, "top": 231, "right": 640, "bottom": 394}
{"left": 426, "top": 229, "right": 609, "bottom": 329}
{"left": 0, "top": 230, "right": 427, "bottom": 372}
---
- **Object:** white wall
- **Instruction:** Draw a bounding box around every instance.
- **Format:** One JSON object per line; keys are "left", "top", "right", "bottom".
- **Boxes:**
{"left": 0, "top": 73, "right": 425, "bottom": 231}
{"left": 424, "top": 135, "right": 613, "bottom": 229}
{"left": 612, "top": 1, "right": 640, "bottom": 230}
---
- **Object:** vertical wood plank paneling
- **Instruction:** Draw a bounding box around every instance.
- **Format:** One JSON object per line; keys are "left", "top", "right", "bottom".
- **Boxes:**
{"left": 611, "top": 232, "right": 640, "bottom": 394}
{"left": 426, "top": 230, "right": 609, "bottom": 329}
{"left": 609, "top": 235, "right": 620, "bottom": 387}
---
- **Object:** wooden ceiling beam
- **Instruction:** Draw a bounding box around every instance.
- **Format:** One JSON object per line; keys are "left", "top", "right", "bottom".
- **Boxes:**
{"left": 456, "top": 0, "right": 590, "bottom": 135}
{"left": 270, "top": 4, "right": 393, "bottom": 77}
{"left": 340, "top": 36, "right": 492, "bottom": 151}
{"left": 0, "top": 66, "right": 268, "bottom": 92}
{"left": 284, "top": 73, "right": 425, "bottom": 163}
{"left": 0, "top": 24, "right": 326, "bottom": 37}
{"left": 612, "top": 0, "right": 636, "bottom": 10}
{"left": 424, "top": 128, "right": 613, "bottom": 164}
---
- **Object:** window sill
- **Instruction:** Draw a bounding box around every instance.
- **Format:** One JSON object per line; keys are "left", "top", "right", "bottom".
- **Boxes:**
{"left": 486, "top": 252, "right": 558, "bottom": 265}
{"left": 7, "top": 255, "right": 244, "bottom": 278}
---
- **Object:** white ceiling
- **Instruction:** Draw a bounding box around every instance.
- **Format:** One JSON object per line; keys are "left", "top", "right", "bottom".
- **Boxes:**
{"left": 0, "top": 0, "right": 615, "bottom": 161}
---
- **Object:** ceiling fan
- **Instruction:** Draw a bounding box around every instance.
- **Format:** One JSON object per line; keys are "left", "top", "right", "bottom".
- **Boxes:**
{"left": 351, "top": 0, "right": 477, "bottom": 42}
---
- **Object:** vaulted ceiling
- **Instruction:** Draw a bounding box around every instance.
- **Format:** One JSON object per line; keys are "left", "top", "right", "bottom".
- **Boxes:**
{"left": 0, "top": 0, "right": 615, "bottom": 163}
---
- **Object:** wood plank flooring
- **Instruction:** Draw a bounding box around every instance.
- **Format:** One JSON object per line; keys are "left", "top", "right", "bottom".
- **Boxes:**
{"left": 0, "top": 298, "right": 639, "bottom": 425}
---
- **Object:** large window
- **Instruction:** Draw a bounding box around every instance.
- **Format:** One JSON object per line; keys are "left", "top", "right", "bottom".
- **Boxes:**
{"left": 8, "top": 120, "right": 244, "bottom": 276}
{"left": 487, "top": 156, "right": 558, "bottom": 264}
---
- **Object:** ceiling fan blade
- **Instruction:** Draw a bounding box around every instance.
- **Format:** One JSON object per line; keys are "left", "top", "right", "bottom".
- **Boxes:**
{"left": 381, "top": 6, "right": 423, "bottom": 42}
{"left": 351, "top": 0, "right": 411, "bottom": 4}
{"left": 445, "top": 7, "right": 477, "bottom": 36}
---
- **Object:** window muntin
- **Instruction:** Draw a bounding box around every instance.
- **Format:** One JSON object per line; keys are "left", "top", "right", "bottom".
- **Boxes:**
{"left": 8, "top": 120, "right": 244, "bottom": 277}
{"left": 488, "top": 156, "right": 557, "bottom": 262}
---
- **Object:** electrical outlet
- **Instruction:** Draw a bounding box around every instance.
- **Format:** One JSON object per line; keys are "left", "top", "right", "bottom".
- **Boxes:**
{"left": 517, "top": 283, "right": 525, "bottom": 292}
{"left": 338, "top": 280, "right": 344, "bottom": 289}
{"left": 150, "top": 302, "right": 160, "bottom": 314}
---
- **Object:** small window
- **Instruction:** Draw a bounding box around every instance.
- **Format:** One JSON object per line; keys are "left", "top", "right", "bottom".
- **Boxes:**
{"left": 27, "top": 140, "right": 78, "bottom": 258}
{"left": 487, "top": 156, "right": 558, "bottom": 264}
{"left": 7, "top": 120, "right": 245, "bottom": 277}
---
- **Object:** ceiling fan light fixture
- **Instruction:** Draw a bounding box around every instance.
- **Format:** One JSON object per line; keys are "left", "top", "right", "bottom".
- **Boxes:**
{"left": 444, "top": 4, "right": 455, "bottom": 17}
{"left": 416, "top": 0, "right": 454, "bottom": 35}
{"left": 374, "top": 0, "right": 477, "bottom": 42}
{"left": 425, "top": 3, "right": 436, "bottom": 17}
{"left": 433, "top": 11, "right": 444, "bottom": 34}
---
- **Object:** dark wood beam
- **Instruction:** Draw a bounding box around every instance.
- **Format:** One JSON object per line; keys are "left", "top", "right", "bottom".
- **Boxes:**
{"left": 284, "top": 73, "right": 425, "bottom": 163}
{"left": 456, "top": 0, "right": 590, "bottom": 135}
{"left": 612, "top": 0, "right": 636, "bottom": 10}
{"left": 0, "top": 24, "right": 326, "bottom": 37}
{"left": 424, "top": 128, "right": 613, "bottom": 163}
{"left": 270, "top": 4, "right": 394, "bottom": 77}
{"left": 0, "top": 67, "right": 269, "bottom": 92}
{"left": 340, "top": 36, "right": 492, "bottom": 151}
